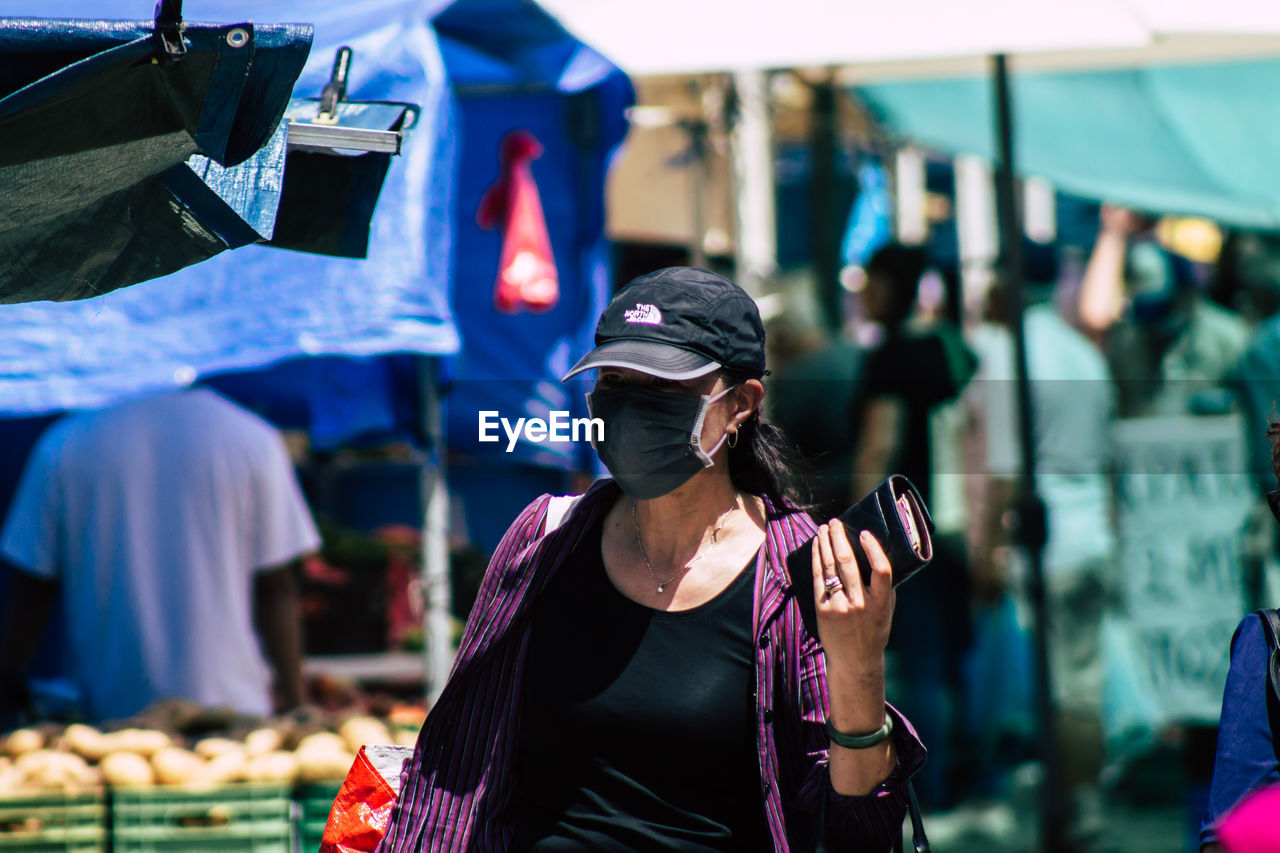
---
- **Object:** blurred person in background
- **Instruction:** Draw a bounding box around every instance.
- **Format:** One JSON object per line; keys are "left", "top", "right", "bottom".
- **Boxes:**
{"left": 1199, "top": 415, "right": 1280, "bottom": 852}
{"left": 851, "top": 244, "right": 977, "bottom": 506}
{"left": 1224, "top": 231, "right": 1280, "bottom": 632}
{"left": 1082, "top": 208, "right": 1257, "bottom": 840}
{"left": 1076, "top": 205, "right": 1248, "bottom": 418}
{"left": 850, "top": 242, "right": 977, "bottom": 810}
{"left": 0, "top": 389, "right": 320, "bottom": 723}
{"left": 1210, "top": 230, "right": 1280, "bottom": 324}
{"left": 968, "top": 253, "right": 1119, "bottom": 849}
{"left": 1226, "top": 231, "right": 1280, "bottom": 496}
{"left": 766, "top": 283, "right": 863, "bottom": 522}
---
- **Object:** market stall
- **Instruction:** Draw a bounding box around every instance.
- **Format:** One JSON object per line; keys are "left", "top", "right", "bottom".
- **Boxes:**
{"left": 0, "top": 1, "right": 632, "bottom": 846}
{"left": 0, "top": 0, "right": 460, "bottom": 699}
{"left": 0, "top": 700, "right": 427, "bottom": 851}
{"left": 0, "top": 2, "right": 455, "bottom": 847}
{"left": 0, "top": 0, "right": 457, "bottom": 418}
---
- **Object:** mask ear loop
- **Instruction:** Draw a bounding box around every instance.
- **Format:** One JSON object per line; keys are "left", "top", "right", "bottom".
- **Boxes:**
{"left": 691, "top": 385, "right": 737, "bottom": 466}
{"left": 584, "top": 392, "right": 601, "bottom": 450}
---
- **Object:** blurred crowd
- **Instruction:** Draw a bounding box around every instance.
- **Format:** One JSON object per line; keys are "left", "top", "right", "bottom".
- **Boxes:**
{"left": 766, "top": 203, "right": 1280, "bottom": 850}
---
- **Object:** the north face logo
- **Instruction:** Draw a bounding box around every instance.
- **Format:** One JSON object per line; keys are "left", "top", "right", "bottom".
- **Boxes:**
{"left": 623, "top": 303, "right": 662, "bottom": 325}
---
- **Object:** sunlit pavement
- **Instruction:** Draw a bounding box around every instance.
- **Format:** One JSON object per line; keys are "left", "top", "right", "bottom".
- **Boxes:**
{"left": 916, "top": 802, "right": 1186, "bottom": 853}
{"left": 910, "top": 757, "right": 1192, "bottom": 853}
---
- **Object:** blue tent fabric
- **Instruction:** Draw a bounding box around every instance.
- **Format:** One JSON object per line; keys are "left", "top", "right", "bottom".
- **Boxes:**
{"left": 433, "top": 0, "right": 617, "bottom": 91}
{"left": 855, "top": 58, "right": 1280, "bottom": 229}
{"left": 433, "top": 0, "right": 632, "bottom": 473}
{"left": 0, "top": 1, "right": 459, "bottom": 426}
{"left": 205, "top": 355, "right": 425, "bottom": 450}
{"left": 0, "top": 0, "right": 630, "bottom": 463}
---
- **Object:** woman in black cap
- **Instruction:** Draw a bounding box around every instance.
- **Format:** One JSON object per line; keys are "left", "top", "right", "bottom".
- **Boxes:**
{"left": 379, "top": 268, "right": 925, "bottom": 852}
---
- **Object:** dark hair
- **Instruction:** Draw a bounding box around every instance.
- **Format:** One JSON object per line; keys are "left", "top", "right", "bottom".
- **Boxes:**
{"left": 722, "top": 371, "right": 812, "bottom": 511}
{"left": 865, "top": 243, "right": 928, "bottom": 329}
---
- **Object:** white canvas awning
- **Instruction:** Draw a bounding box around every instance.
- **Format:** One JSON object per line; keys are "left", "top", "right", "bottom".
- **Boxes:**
{"left": 536, "top": 0, "right": 1280, "bottom": 77}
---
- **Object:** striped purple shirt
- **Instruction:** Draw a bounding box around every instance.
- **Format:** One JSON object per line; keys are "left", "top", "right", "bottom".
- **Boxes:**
{"left": 377, "top": 480, "right": 925, "bottom": 852}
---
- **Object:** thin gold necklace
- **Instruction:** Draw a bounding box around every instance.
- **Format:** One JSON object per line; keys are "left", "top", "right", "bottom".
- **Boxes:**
{"left": 632, "top": 496, "right": 739, "bottom": 593}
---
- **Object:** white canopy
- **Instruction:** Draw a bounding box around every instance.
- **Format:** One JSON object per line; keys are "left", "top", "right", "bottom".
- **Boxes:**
{"left": 536, "top": 0, "right": 1280, "bottom": 77}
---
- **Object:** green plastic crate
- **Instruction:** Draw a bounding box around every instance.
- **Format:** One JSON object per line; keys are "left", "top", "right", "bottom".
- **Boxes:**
{"left": 0, "top": 789, "right": 105, "bottom": 852}
{"left": 294, "top": 782, "right": 340, "bottom": 853}
{"left": 112, "top": 782, "right": 292, "bottom": 852}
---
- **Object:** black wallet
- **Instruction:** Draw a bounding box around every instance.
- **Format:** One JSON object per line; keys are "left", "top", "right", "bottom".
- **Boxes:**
{"left": 787, "top": 474, "right": 936, "bottom": 589}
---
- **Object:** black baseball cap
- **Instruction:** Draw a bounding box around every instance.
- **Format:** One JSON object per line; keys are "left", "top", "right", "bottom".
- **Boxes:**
{"left": 562, "top": 267, "right": 767, "bottom": 382}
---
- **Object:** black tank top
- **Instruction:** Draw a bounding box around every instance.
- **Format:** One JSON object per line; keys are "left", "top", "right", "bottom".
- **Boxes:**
{"left": 510, "top": 518, "right": 769, "bottom": 852}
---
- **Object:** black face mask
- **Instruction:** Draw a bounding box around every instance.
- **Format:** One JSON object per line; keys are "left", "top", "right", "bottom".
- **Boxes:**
{"left": 586, "top": 384, "right": 734, "bottom": 500}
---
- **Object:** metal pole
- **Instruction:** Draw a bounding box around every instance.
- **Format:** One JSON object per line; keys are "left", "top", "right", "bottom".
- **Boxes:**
{"left": 687, "top": 118, "right": 709, "bottom": 269}
{"left": 953, "top": 154, "right": 998, "bottom": 319}
{"left": 730, "top": 70, "right": 777, "bottom": 298}
{"left": 809, "top": 72, "right": 841, "bottom": 332}
{"left": 991, "top": 53, "right": 1065, "bottom": 853}
{"left": 420, "top": 358, "right": 453, "bottom": 705}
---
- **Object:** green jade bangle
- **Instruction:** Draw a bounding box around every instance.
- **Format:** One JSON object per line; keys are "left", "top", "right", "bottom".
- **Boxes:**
{"left": 825, "top": 713, "right": 894, "bottom": 749}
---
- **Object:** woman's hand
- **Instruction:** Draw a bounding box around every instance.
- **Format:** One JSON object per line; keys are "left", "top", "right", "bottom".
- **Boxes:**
{"left": 811, "top": 521, "right": 899, "bottom": 795}
{"left": 810, "top": 521, "right": 895, "bottom": 675}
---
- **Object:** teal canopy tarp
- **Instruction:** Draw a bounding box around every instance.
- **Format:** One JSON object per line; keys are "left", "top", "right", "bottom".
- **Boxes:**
{"left": 855, "top": 57, "right": 1280, "bottom": 229}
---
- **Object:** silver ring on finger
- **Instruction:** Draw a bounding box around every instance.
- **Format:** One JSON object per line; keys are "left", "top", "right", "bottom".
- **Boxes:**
{"left": 823, "top": 575, "right": 844, "bottom": 597}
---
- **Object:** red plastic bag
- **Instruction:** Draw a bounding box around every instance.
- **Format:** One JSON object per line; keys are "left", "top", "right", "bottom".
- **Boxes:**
{"left": 476, "top": 130, "right": 559, "bottom": 314}
{"left": 319, "top": 744, "right": 414, "bottom": 853}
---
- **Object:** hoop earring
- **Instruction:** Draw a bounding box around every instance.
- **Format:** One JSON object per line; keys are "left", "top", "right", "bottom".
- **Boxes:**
{"left": 727, "top": 431, "right": 739, "bottom": 449}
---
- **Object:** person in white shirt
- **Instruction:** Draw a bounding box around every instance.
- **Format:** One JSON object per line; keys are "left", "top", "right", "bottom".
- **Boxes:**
{"left": 0, "top": 389, "right": 320, "bottom": 722}
{"left": 969, "top": 278, "right": 1118, "bottom": 847}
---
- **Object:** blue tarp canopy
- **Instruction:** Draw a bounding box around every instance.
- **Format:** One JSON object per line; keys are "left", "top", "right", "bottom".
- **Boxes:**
{"left": 854, "top": 57, "right": 1280, "bottom": 229}
{"left": 0, "top": 0, "right": 632, "bottom": 469}
{"left": 0, "top": 0, "right": 458, "bottom": 443}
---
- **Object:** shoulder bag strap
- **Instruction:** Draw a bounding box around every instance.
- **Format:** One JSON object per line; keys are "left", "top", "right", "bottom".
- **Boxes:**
{"left": 1255, "top": 609, "right": 1280, "bottom": 755}
{"left": 905, "top": 779, "right": 931, "bottom": 852}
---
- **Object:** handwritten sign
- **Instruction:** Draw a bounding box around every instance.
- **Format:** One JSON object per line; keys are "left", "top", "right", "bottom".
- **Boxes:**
{"left": 1109, "top": 414, "right": 1253, "bottom": 725}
